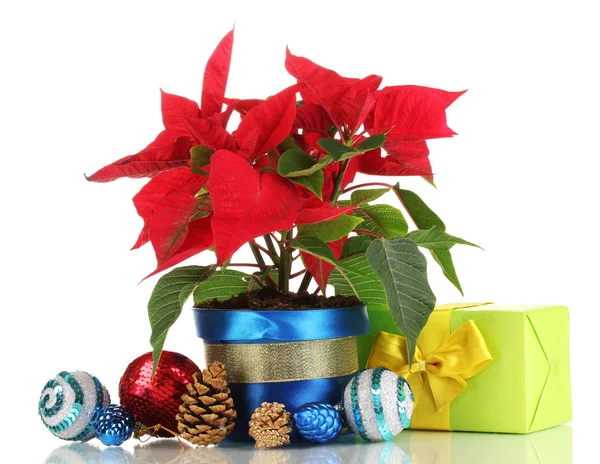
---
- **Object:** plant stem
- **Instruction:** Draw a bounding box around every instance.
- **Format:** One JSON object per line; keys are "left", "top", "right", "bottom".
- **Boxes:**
{"left": 229, "top": 263, "right": 270, "bottom": 269}
{"left": 329, "top": 160, "right": 349, "bottom": 204}
{"left": 278, "top": 231, "right": 290, "bottom": 294}
{"left": 290, "top": 269, "right": 306, "bottom": 279}
{"left": 250, "top": 241, "right": 270, "bottom": 255}
{"left": 251, "top": 240, "right": 279, "bottom": 264}
{"left": 263, "top": 235, "right": 280, "bottom": 263}
{"left": 268, "top": 148, "right": 281, "bottom": 169}
{"left": 298, "top": 271, "right": 313, "bottom": 292}
{"left": 251, "top": 275, "right": 265, "bottom": 288}
{"left": 265, "top": 273, "right": 278, "bottom": 290}
{"left": 249, "top": 243, "right": 267, "bottom": 268}
{"left": 341, "top": 182, "right": 394, "bottom": 194}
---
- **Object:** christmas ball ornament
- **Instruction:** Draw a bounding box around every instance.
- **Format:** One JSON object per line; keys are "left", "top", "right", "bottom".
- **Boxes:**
{"left": 119, "top": 351, "right": 199, "bottom": 437}
{"left": 342, "top": 367, "right": 414, "bottom": 442}
{"left": 39, "top": 371, "right": 110, "bottom": 441}
{"left": 293, "top": 402, "right": 342, "bottom": 444}
{"left": 93, "top": 404, "right": 135, "bottom": 446}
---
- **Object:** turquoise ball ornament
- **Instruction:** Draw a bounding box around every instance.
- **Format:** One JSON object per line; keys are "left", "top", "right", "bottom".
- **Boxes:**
{"left": 342, "top": 367, "right": 414, "bottom": 442}
{"left": 294, "top": 402, "right": 343, "bottom": 444}
{"left": 39, "top": 371, "right": 111, "bottom": 441}
{"left": 94, "top": 404, "right": 135, "bottom": 446}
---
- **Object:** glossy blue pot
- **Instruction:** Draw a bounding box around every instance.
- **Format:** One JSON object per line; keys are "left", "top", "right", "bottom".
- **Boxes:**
{"left": 193, "top": 305, "right": 369, "bottom": 441}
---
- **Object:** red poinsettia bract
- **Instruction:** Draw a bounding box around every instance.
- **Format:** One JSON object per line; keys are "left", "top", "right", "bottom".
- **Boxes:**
{"left": 87, "top": 29, "right": 463, "bottom": 286}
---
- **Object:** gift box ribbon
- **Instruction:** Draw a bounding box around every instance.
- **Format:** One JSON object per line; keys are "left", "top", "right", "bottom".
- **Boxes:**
{"left": 367, "top": 303, "right": 493, "bottom": 430}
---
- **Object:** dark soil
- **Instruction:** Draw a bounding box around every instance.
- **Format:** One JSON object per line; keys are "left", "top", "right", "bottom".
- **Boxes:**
{"left": 194, "top": 287, "right": 362, "bottom": 310}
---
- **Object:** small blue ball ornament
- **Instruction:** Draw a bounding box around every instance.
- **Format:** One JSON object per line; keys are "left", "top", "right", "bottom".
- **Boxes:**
{"left": 39, "top": 371, "right": 111, "bottom": 441}
{"left": 93, "top": 404, "right": 135, "bottom": 446}
{"left": 293, "top": 402, "right": 343, "bottom": 444}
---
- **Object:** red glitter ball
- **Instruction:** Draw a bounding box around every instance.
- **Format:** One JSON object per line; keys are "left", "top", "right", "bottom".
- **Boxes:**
{"left": 119, "top": 351, "right": 200, "bottom": 437}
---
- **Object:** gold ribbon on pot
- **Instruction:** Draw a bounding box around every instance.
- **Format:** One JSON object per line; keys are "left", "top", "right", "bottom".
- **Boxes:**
{"left": 204, "top": 336, "right": 359, "bottom": 383}
{"left": 367, "top": 315, "right": 492, "bottom": 430}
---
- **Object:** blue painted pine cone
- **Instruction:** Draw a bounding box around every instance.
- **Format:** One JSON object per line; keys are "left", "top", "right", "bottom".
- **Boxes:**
{"left": 93, "top": 404, "right": 135, "bottom": 446}
{"left": 293, "top": 402, "right": 342, "bottom": 444}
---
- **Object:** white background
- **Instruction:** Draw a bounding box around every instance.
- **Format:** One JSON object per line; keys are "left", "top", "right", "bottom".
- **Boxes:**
{"left": 1, "top": 1, "right": 598, "bottom": 462}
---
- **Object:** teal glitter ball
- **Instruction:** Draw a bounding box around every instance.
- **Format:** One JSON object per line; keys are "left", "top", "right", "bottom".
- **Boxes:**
{"left": 342, "top": 367, "right": 414, "bottom": 442}
{"left": 39, "top": 371, "right": 111, "bottom": 442}
{"left": 94, "top": 404, "right": 135, "bottom": 446}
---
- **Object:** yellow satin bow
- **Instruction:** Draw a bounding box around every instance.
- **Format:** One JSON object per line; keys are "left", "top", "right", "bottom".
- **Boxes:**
{"left": 368, "top": 320, "right": 492, "bottom": 413}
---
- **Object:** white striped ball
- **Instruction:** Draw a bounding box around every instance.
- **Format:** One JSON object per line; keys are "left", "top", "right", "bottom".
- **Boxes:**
{"left": 342, "top": 367, "right": 414, "bottom": 441}
{"left": 39, "top": 371, "right": 110, "bottom": 441}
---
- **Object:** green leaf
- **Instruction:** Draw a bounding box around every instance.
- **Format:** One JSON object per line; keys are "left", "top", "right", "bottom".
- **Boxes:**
{"left": 393, "top": 186, "right": 476, "bottom": 295}
{"left": 408, "top": 227, "right": 480, "bottom": 296}
{"left": 341, "top": 235, "right": 375, "bottom": 259}
{"left": 193, "top": 269, "right": 253, "bottom": 303}
{"left": 317, "top": 138, "right": 353, "bottom": 161}
{"left": 190, "top": 144, "right": 214, "bottom": 175}
{"left": 330, "top": 254, "right": 386, "bottom": 306}
{"left": 431, "top": 249, "right": 463, "bottom": 294}
{"left": 149, "top": 265, "right": 215, "bottom": 376}
{"left": 366, "top": 238, "right": 436, "bottom": 363}
{"left": 277, "top": 135, "right": 302, "bottom": 153}
{"left": 394, "top": 185, "right": 445, "bottom": 230}
{"left": 278, "top": 149, "right": 332, "bottom": 177}
{"left": 356, "top": 130, "right": 389, "bottom": 151}
{"left": 354, "top": 204, "right": 408, "bottom": 238}
{"left": 291, "top": 236, "right": 359, "bottom": 297}
{"left": 350, "top": 187, "right": 390, "bottom": 205}
{"left": 277, "top": 149, "right": 328, "bottom": 199}
{"left": 318, "top": 132, "right": 387, "bottom": 161}
{"left": 291, "top": 236, "right": 338, "bottom": 263}
{"left": 298, "top": 215, "right": 363, "bottom": 243}
{"left": 405, "top": 226, "right": 481, "bottom": 250}
{"left": 287, "top": 171, "right": 324, "bottom": 199}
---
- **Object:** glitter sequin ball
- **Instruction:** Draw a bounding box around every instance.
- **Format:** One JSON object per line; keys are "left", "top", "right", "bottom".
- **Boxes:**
{"left": 38, "top": 371, "right": 111, "bottom": 441}
{"left": 119, "top": 351, "right": 199, "bottom": 436}
{"left": 342, "top": 367, "right": 414, "bottom": 441}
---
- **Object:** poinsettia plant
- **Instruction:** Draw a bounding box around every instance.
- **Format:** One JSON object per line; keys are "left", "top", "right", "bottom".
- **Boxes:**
{"left": 87, "top": 30, "right": 477, "bottom": 369}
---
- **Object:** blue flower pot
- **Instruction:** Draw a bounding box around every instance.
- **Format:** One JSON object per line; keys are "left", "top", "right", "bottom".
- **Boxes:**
{"left": 193, "top": 305, "right": 369, "bottom": 442}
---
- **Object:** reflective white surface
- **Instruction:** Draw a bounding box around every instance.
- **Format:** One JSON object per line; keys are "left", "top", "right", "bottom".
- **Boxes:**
{"left": 42, "top": 426, "right": 571, "bottom": 464}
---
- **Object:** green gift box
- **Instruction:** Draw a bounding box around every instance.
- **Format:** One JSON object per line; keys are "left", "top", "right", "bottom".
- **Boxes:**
{"left": 363, "top": 303, "right": 572, "bottom": 433}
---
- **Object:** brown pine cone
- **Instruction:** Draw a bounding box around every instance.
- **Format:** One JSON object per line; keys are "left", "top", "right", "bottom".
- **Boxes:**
{"left": 176, "top": 361, "right": 237, "bottom": 446}
{"left": 248, "top": 402, "right": 292, "bottom": 448}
